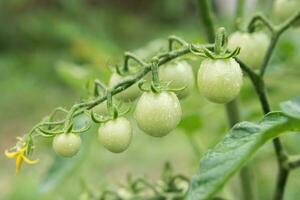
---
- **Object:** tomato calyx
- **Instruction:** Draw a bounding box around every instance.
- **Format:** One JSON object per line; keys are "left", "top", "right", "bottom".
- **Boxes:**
{"left": 138, "top": 59, "right": 187, "bottom": 94}
{"left": 138, "top": 80, "right": 186, "bottom": 94}
{"left": 190, "top": 27, "right": 241, "bottom": 60}
{"left": 91, "top": 90, "right": 131, "bottom": 124}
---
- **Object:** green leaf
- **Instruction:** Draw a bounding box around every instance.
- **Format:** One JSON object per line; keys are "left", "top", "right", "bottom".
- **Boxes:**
{"left": 187, "top": 111, "right": 300, "bottom": 200}
{"left": 280, "top": 96, "right": 300, "bottom": 119}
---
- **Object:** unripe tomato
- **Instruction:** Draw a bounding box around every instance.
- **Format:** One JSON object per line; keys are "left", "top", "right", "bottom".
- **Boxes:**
{"left": 273, "top": 0, "right": 300, "bottom": 23}
{"left": 98, "top": 117, "right": 132, "bottom": 153}
{"left": 134, "top": 91, "right": 182, "bottom": 137}
{"left": 108, "top": 73, "right": 141, "bottom": 101}
{"left": 159, "top": 60, "right": 195, "bottom": 99}
{"left": 228, "top": 31, "right": 269, "bottom": 69}
{"left": 197, "top": 58, "right": 243, "bottom": 104}
{"left": 52, "top": 133, "right": 82, "bottom": 157}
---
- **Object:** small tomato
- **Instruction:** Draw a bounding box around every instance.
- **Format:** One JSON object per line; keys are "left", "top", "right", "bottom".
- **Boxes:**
{"left": 228, "top": 31, "right": 269, "bottom": 69}
{"left": 98, "top": 117, "right": 132, "bottom": 153}
{"left": 197, "top": 58, "right": 243, "bottom": 104}
{"left": 52, "top": 133, "right": 82, "bottom": 157}
{"left": 134, "top": 91, "right": 182, "bottom": 137}
{"left": 159, "top": 60, "right": 195, "bottom": 99}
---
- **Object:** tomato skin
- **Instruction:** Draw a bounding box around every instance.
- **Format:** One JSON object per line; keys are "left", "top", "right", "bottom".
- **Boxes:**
{"left": 159, "top": 60, "right": 195, "bottom": 99}
{"left": 228, "top": 31, "right": 269, "bottom": 69}
{"left": 273, "top": 0, "right": 300, "bottom": 23}
{"left": 98, "top": 117, "right": 132, "bottom": 153}
{"left": 197, "top": 58, "right": 243, "bottom": 104}
{"left": 52, "top": 133, "right": 82, "bottom": 157}
{"left": 134, "top": 91, "right": 182, "bottom": 137}
{"left": 108, "top": 73, "right": 141, "bottom": 101}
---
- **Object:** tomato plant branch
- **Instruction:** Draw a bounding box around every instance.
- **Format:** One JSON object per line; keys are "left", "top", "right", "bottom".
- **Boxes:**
{"left": 168, "top": 35, "right": 189, "bottom": 51}
{"left": 288, "top": 157, "right": 300, "bottom": 170}
{"left": 197, "top": 0, "right": 215, "bottom": 43}
{"left": 248, "top": 13, "right": 275, "bottom": 33}
{"left": 247, "top": 11, "right": 300, "bottom": 76}
{"left": 123, "top": 51, "right": 148, "bottom": 72}
{"left": 21, "top": 42, "right": 213, "bottom": 146}
{"left": 260, "top": 11, "right": 300, "bottom": 77}
{"left": 236, "top": 0, "right": 246, "bottom": 19}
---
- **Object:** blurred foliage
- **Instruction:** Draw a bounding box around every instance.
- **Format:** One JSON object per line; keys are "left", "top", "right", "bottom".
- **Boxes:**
{"left": 1, "top": 0, "right": 300, "bottom": 200}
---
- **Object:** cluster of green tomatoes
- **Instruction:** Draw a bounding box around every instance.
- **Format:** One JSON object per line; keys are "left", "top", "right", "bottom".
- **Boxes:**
{"left": 52, "top": 25, "right": 273, "bottom": 157}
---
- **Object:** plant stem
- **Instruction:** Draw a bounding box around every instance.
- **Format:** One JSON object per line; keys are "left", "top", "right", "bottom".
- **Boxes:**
{"left": 236, "top": 0, "right": 246, "bottom": 19}
{"left": 246, "top": 11, "right": 300, "bottom": 76}
{"left": 225, "top": 99, "right": 240, "bottom": 126}
{"left": 240, "top": 165, "right": 255, "bottom": 200}
{"left": 260, "top": 33, "right": 279, "bottom": 76}
{"left": 273, "top": 167, "right": 289, "bottom": 200}
{"left": 197, "top": 0, "right": 215, "bottom": 43}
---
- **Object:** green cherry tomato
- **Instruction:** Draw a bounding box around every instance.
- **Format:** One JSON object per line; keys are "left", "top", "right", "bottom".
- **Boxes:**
{"left": 228, "top": 31, "right": 269, "bottom": 69}
{"left": 52, "top": 133, "right": 82, "bottom": 157}
{"left": 108, "top": 73, "right": 141, "bottom": 101}
{"left": 273, "top": 0, "right": 300, "bottom": 23}
{"left": 98, "top": 117, "right": 132, "bottom": 153}
{"left": 197, "top": 58, "right": 243, "bottom": 104}
{"left": 134, "top": 91, "right": 182, "bottom": 137}
{"left": 159, "top": 60, "right": 195, "bottom": 99}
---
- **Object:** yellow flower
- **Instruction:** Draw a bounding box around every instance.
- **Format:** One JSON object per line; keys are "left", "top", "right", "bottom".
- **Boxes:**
{"left": 5, "top": 146, "right": 38, "bottom": 175}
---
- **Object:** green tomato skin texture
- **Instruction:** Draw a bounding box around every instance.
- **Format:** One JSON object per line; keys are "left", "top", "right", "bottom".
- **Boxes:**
{"left": 273, "top": 0, "right": 300, "bottom": 23}
{"left": 228, "top": 31, "right": 269, "bottom": 69}
{"left": 134, "top": 91, "right": 182, "bottom": 137}
{"left": 98, "top": 117, "right": 132, "bottom": 153}
{"left": 197, "top": 58, "right": 243, "bottom": 104}
{"left": 52, "top": 133, "right": 82, "bottom": 157}
{"left": 108, "top": 73, "right": 141, "bottom": 101}
{"left": 159, "top": 60, "right": 195, "bottom": 99}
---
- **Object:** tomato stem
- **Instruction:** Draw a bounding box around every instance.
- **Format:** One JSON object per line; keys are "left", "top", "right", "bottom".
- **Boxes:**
{"left": 214, "top": 27, "right": 228, "bottom": 55}
{"left": 123, "top": 52, "right": 147, "bottom": 73}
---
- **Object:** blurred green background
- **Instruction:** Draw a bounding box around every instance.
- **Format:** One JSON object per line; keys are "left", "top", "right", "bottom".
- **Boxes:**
{"left": 1, "top": 0, "right": 300, "bottom": 199}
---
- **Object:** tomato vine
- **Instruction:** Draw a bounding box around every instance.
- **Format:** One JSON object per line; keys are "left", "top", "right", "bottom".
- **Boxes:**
{"left": 4, "top": 0, "right": 300, "bottom": 199}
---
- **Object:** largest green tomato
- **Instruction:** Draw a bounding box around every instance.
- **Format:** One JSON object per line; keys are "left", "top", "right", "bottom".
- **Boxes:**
{"left": 159, "top": 60, "right": 195, "bottom": 99}
{"left": 228, "top": 31, "right": 269, "bottom": 69}
{"left": 134, "top": 91, "right": 182, "bottom": 137}
{"left": 197, "top": 58, "right": 243, "bottom": 104}
{"left": 108, "top": 73, "right": 141, "bottom": 101}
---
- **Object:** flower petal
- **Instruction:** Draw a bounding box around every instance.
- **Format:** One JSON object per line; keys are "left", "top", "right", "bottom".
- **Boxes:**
{"left": 22, "top": 155, "right": 39, "bottom": 165}
{"left": 15, "top": 155, "right": 23, "bottom": 175}
{"left": 5, "top": 150, "right": 18, "bottom": 158}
